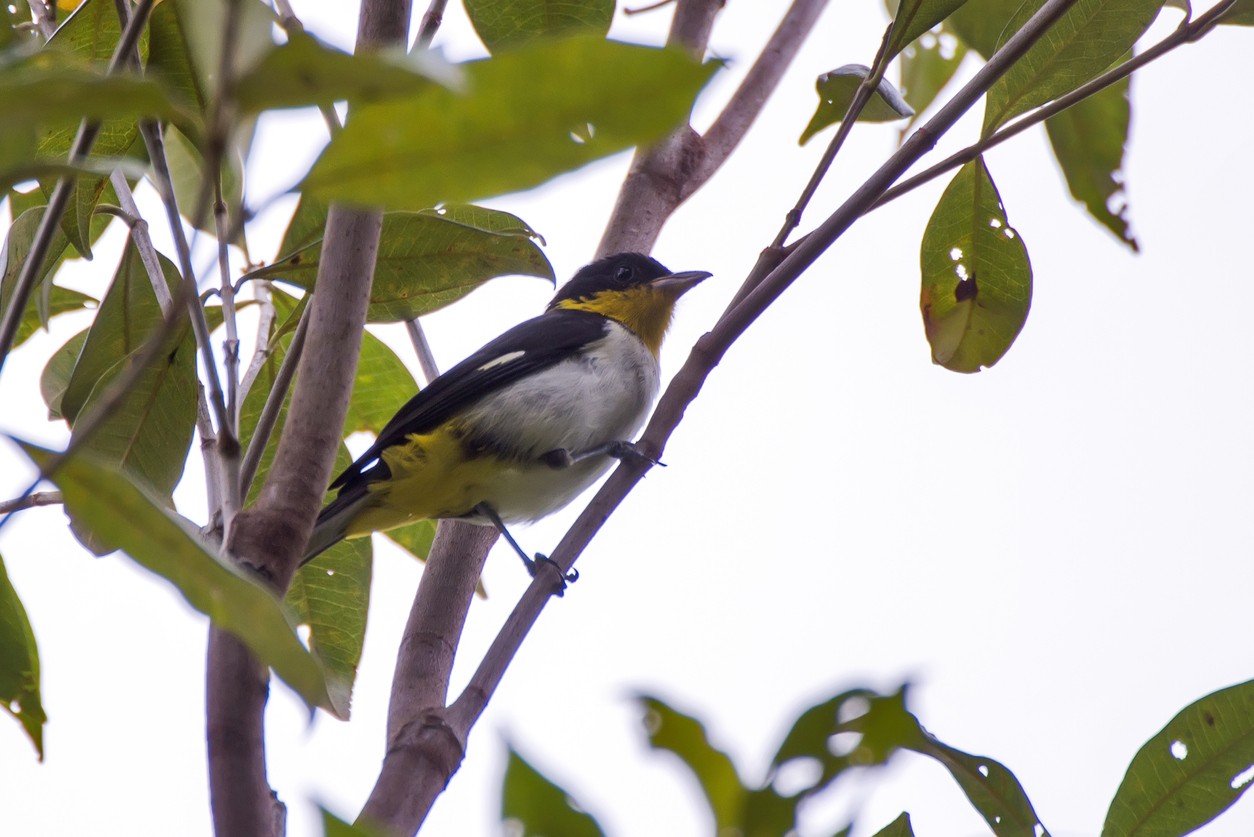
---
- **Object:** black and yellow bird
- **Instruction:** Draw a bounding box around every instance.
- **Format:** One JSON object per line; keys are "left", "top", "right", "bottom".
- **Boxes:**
{"left": 301, "top": 252, "right": 710, "bottom": 571}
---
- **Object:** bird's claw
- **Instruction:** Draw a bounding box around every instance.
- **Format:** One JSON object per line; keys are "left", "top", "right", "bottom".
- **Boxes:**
{"left": 607, "top": 441, "right": 665, "bottom": 468}
{"left": 525, "top": 552, "right": 579, "bottom": 595}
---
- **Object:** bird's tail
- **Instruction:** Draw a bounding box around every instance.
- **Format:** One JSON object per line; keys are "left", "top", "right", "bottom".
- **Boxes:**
{"left": 301, "top": 484, "right": 370, "bottom": 566}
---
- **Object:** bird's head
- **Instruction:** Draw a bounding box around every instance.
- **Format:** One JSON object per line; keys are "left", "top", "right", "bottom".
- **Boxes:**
{"left": 549, "top": 253, "right": 711, "bottom": 357}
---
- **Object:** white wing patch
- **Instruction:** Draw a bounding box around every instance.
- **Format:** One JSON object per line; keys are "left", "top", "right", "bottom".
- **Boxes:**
{"left": 477, "top": 350, "right": 526, "bottom": 372}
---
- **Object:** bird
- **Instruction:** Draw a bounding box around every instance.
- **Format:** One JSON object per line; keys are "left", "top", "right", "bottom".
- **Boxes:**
{"left": 301, "top": 252, "right": 711, "bottom": 575}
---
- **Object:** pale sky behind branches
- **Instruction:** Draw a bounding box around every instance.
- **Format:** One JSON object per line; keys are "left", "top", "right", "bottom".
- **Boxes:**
{"left": 2, "top": 2, "right": 1253, "bottom": 836}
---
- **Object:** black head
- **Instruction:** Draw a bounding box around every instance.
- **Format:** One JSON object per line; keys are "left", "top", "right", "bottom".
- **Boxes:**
{"left": 547, "top": 253, "right": 673, "bottom": 309}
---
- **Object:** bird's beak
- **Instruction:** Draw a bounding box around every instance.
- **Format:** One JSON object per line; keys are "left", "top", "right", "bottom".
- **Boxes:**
{"left": 650, "top": 270, "right": 712, "bottom": 297}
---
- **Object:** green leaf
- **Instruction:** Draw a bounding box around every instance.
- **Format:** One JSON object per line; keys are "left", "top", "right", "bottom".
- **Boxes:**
{"left": 146, "top": 0, "right": 208, "bottom": 115}
{"left": 636, "top": 693, "right": 748, "bottom": 832}
{"left": 232, "top": 31, "right": 459, "bottom": 114}
{"left": 321, "top": 807, "right": 389, "bottom": 837}
{"left": 39, "top": 0, "right": 151, "bottom": 257}
{"left": 1, "top": 206, "right": 99, "bottom": 350}
{"left": 919, "top": 158, "right": 1031, "bottom": 372}
{"left": 162, "top": 122, "right": 244, "bottom": 240}
{"left": 465, "top": 0, "right": 615, "bottom": 52}
{"left": 303, "top": 37, "right": 717, "bottom": 210}
{"left": 799, "top": 65, "right": 915, "bottom": 145}
{"left": 17, "top": 440, "right": 343, "bottom": 715}
{"left": 885, "top": 0, "right": 970, "bottom": 58}
{"left": 0, "top": 551, "right": 46, "bottom": 759}
{"left": 898, "top": 27, "right": 968, "bottom": 130}
{"left": 59, "top": 242, "right": 177, "bottom": 425}
{"left": 501, "top": 745, "right": 606, "bottom": 837}
{"left": 285, "top": 538, "right": 370, "bottom": 718}
{"left": 1220, "top": 0, "right": 1254, "bottom": 24}
{"left": 981, "top": 0, "right": 1163, "bottom": 133}
{"left": 771, "top": 687, "right": 913, "bottom": 795}
{"left": 1045, "top": 74, "right": 1135, "bottom": 250}
{"left": 14, "top": 287, "right": 95, "bottom": 348}
{"left": 948, "top": 0, "right": 1019, "bottom": 57}
{"left": 345, "top": 331, "right": 419, "bottom": 435}
{"left": 382, "top": 521, "right": 438, "bottom": 562}
{"left": 166, "top": 0, "right": 277, "bottom": 102}
{"left": 1102, "top": 680, "right": 1254, "bottom": 837}
{"left": 869, "top": 812, "right": 915, "bottom": 837}
{"left": 908, "top": 727, "right": 1049, "bottom": 836}
{"left": 40, "top": 328, "right": 88, "bottom": 420}
{"left": 260, "top": 205, "right": 554, "bottom": 322}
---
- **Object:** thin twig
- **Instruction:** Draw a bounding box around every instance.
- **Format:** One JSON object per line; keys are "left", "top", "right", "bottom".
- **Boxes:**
{"left": 0, "top": 0, "right": 155, "bottom": 374}
{"left": 771, "top": 20, "right": 896, "bottom": 249}
{"left": 404, "top": 320, "right": 441, "bottom": 383}
{"left": 24, "top": 0, "right": 55, "bottom": 39}
{"left": 415, "top": 0, "right": 448, "bottom": 48}
{"left": 239, "top": 303, "right": 312, "bottom": 498}
{"left": 0, "top": 491, "right": 63, "bottom": 516}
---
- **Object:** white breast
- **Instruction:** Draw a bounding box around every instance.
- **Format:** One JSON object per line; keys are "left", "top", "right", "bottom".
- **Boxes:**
{"left": 459, "top": 322, "right": 661, "bottom": 523}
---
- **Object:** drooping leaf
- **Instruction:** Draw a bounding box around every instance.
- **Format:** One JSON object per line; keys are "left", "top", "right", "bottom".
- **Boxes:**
{"left": 232, "top": 31, "right": 460, "bottom": 114}
{"left": 1045, "top": 73, "right": 1136, "bottom": 250}
{"left": 799, "top": 65, "right": 915, "bottom": 145}
{"left": 302, "top": 37, "right": 717, "bottom": 210}
{"left": 466, "top": 0, "right": 615, "bottom": 52}
{"left": 285, "top": 538, "right": 370, "bottom": 717}
{"left": 381, "top": 521, "right": 438, "bottom": 562}
{"left": 146, "top": 0, "right": 209, "bottom": 115}
{"left": 885, "top": 0, "right": 970, "bottom": 58}
{"left": 0, "top": 551, "right": 46, "bottom": 759}
{"left": 897, "top": 27, "right": 968, "bottom": 131}
{"left": 1103, "top": 679, "right": 1254, "bottom": 837}
{"left": 981, "top": 0, "right": 1163, "bottom": 133}
{"left": 161, "top": 122, "right": 245, "bottom": 239}
{"left": 17, "top": 441, "right": 344, "bottom": 715}
{"left": 501, "top": 745, "right": 606, "bottom": 837}
{"left": 39, "top": 328, "right": 87, "bottom": 419}
{"left": 166, "top": 0, "right": 277, "bottom": 102}
{"left": 260, "top": 204, "right": 554, "bottom": 322}
{"left": 908, "top": 726, "right": 1049, "bottom": 835}
{"left": 919, "top": 158, "right": 1031, "bottom": 372}
{"left": 636, "top": 693, "right": 748, "bottom": 832}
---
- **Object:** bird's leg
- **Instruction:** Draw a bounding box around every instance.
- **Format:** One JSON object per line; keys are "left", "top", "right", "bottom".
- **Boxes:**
{"left": 540, "top": 440, "right": 665, "bottom": 470}
{"left": 474, "top": 503, "right": 578, "bottom": 593}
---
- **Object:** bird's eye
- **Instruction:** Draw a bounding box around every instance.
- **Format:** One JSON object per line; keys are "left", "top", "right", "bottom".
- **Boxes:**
{"left": 615, "top": 265, "right": 633, "bottom": 282}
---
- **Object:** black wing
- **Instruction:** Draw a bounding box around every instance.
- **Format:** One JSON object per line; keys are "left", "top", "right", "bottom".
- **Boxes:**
{"left": 328, "top": 308, "right": 609, "bottom": 491}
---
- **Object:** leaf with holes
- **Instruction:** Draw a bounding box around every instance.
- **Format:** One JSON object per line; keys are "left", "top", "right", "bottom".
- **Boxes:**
{"left": 898, "top": 27, "right": 968, "bottom": 131}
{"left": 465, "top": 0, "right": 615, "bottom": 52}
{"left": 1045, "top": 73, "right": 1136, "bottom": 251}
{"left": 302, "top": 37, "right": 716, "bottom": 210}
{"left": 1103, "top": 679, "right": 1254, "bottom": 837}
{"left": 771, "top": 687, "right": 898, "bottom": 793}
{"left": 799, "top": 65, "right": 915, "bottom": 145}
{"left": 501, "top": 745, "right": 606, "bottom": 837}
{"left": 259, "top": 205, "right": 553, "bottom": 322}
{"left": 920, "top": 158, "right": 1030, "bottom": 373}
{"left": 636, "top": 693, "right": 750, "bottom": 832}
{"left": 0, "top": 552, "right": 45, "bottom": 759}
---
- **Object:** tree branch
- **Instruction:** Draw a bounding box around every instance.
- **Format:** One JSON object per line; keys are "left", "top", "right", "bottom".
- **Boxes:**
{"left": 207, "top": 3, "right": 411, "bottom": 836}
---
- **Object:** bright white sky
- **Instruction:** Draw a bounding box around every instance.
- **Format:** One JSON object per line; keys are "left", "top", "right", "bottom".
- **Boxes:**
{"left": 3, "top": 2, "right": 1253, "bottom": 836}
